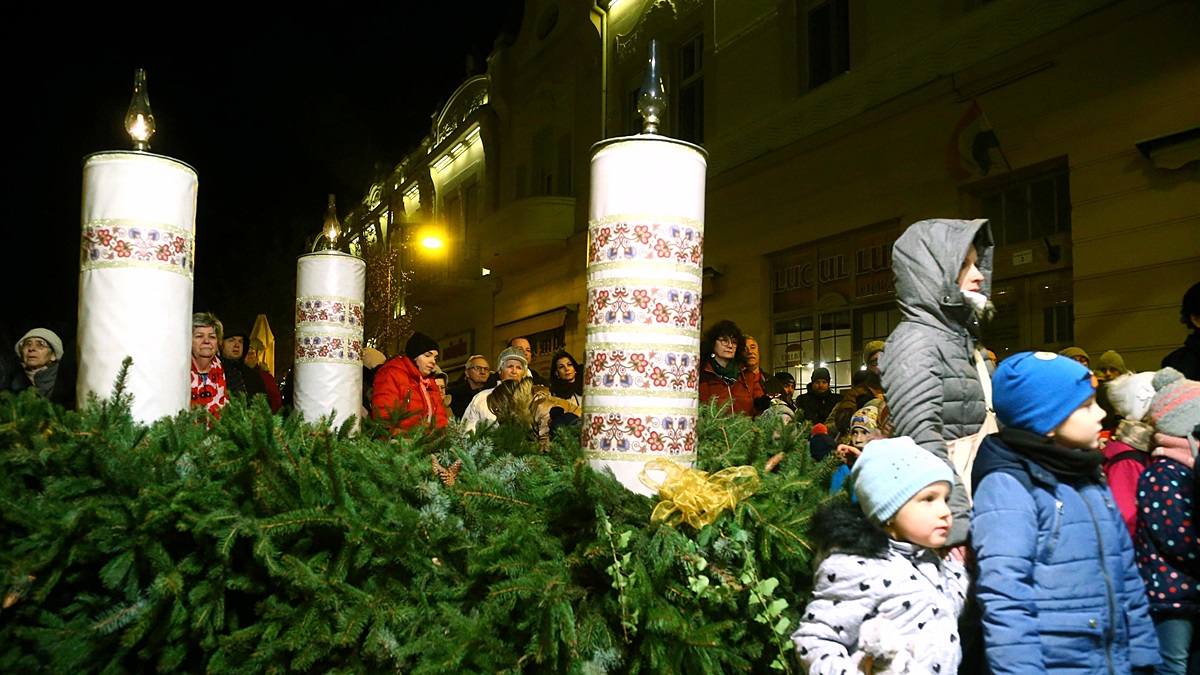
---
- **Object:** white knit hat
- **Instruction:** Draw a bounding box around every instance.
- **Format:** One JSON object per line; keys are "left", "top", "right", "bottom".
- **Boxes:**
{"left": 15, "top": 328, "right": 64, "bottom": 361}
{"left": 1105, "top": 372, "right": 1156, "bottom": 421}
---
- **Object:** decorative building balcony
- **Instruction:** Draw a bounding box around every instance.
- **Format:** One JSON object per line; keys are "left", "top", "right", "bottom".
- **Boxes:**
{"left": 478, "top": 196, "right": 576, "bottom": 273}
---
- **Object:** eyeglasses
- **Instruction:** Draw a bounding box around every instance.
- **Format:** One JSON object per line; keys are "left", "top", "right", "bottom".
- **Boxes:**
{"left": 21, "top": 339, "right": 51, "bottom": 350}
{"left": 466, "top": 365, "right": 489, "bottom": 371}
{"left": 716, "top": 336, "right": 738, "bottom": 345}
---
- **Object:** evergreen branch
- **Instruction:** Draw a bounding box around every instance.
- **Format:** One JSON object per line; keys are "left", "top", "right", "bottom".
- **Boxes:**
{"left": 742, "top": 503, "right": 813, "bottom": 554}
{"left": 458, "top": 491, "right": 533, "bottom": 507}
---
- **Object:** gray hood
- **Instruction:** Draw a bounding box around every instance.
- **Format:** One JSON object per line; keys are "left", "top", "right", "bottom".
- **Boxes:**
{"left": 892, "top": 218, "right": 993, "bottom": 337}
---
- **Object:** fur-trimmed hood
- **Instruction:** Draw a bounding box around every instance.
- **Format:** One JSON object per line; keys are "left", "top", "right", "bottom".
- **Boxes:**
{"left": 809, "top": 500, "right": 891, "bottom": 560}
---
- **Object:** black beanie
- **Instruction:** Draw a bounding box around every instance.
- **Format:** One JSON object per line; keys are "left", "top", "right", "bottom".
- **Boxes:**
{"left": 405, "top": 332, "right": 439, "bottom": 360}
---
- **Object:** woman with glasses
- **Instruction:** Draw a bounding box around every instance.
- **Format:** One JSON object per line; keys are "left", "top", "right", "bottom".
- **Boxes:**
{"left": 698, "top": 319, "right": 765, "bottom": 417}
{"left": 11, "top": 328, "right": 75, "bottom": 408}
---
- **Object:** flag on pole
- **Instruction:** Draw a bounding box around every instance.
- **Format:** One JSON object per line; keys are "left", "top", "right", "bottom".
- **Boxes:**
{"left": 946, "top": 99, "right": 1010, "bottom": 181}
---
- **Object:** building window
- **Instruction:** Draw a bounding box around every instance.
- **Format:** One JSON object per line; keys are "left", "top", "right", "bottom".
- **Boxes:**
{"left": 978, "top": 169, "right": 1071, "bottom": 246}
{"left": 532, "top": 127, "right": 555, "bottom": 196}
{"left": 805, "top": 0, "right": 850, "bottom": 90}
{"left": 676, "top": 34, "right": 704, "bottom": 144}
{"left": 557, "top": 132, "right": 573, "bottom": 196}
{"left": 1044, "top": 303, "right": 1074, "bottom": 344}
{"left": 857, "top": 304, "right": 901, "bottom": 367}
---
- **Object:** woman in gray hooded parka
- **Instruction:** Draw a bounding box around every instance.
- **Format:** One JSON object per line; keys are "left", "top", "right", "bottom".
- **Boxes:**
{"left": 879, "top": 218, "right": 993, "bottom": 546}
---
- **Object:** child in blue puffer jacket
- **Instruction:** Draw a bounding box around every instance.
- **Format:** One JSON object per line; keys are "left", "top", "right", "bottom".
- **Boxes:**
{"left": 971, "top": 352, "right": 1160, "bottom": 674}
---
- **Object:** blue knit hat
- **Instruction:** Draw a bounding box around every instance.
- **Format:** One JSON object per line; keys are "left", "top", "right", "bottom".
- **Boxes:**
{"left": 992, "top": 351, "right": 1096, "bottom": 436}
{"left": 850, "top": 437, "right": 953, "bottom": 525}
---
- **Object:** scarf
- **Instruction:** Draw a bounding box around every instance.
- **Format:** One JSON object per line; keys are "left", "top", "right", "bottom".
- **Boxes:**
{"left": 192, "top": 356, "right": 230, "bottom": 418}
{"left": 1152, "top": 432, "right": 1196, "bottom": 469}
{"left": 1113, "top": 418, "right": 1153, "bottom": 452}
{"left": 708, "top": 357, "right": 740, "bottom": 383}
{"left": 998, "top": 426, "right": 1105, "bottom": 482}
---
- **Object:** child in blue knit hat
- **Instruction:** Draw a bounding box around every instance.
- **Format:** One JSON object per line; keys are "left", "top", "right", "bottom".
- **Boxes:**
{"left": 792, "top": 437, "right": 969, "bottom": 673}
{"left": 970, "top": 351, "right": 1160, "bottom": 674}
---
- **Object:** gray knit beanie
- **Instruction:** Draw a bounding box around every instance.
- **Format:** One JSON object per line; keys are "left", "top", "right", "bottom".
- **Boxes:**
{"left": 1146, "top": 368, "right": 1200, "bottom": 438}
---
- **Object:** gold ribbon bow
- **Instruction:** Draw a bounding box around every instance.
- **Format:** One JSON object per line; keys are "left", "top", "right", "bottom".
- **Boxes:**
{"left": 638, "top": 458, "right": 760, "bottom": 529}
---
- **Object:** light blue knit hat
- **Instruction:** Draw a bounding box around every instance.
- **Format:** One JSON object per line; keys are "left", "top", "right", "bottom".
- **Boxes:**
{"left": 850, "top": 437, "right": 954, "bottom": 524}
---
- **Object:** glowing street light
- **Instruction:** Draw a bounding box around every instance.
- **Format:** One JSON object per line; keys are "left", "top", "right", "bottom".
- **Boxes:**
{"left": 420, "top": 235, "right": 444, "bottom": 249}
{"left": 125, "top": 68, "right": 156, "bottom": 151}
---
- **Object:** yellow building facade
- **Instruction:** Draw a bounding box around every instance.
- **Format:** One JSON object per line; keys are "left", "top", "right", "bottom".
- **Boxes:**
{"left": 336, "top": 0, "right": 1199, "bottom": 384}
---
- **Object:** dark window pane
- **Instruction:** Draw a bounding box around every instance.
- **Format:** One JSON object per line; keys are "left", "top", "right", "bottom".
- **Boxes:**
{"left": 981, "top": 193, "right": 1004, "bottom": 246}
{"left": 1029, "top": 177, "right": 1055, "bottom": 238}
{"left": 1055, "top": 173, "right": 1072, "bottom": 233}
{"left": 1003, "top": 186, "right": 1029, "bottom": 243}
{"left": 679, "top": 82, "right": 704, "bottom": 144}
{"left": 809, "top": 3, "right": 833, "bottom": 88}
{"left": 1043, "top": 306, "right": 1055, "bottom": 343}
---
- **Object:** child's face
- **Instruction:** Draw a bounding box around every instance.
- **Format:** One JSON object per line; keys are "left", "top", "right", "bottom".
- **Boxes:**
{"left": 1050, "top": 396, "right": 1105, "bottom": 450}
{"left": 885, "top": 482, "right": 953, "bottom": 549}
{"left": 851, "top": 427, "right": 870, "bottom": 449}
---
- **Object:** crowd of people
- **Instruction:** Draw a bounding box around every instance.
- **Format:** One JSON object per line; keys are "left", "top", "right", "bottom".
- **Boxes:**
{"left": 5, "top": 217, "right": 1197, "bottom": 673}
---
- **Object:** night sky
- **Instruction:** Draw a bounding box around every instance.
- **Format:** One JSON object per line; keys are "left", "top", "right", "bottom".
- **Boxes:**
{"left": 5, "top": 3, "right": 523, "bottom": 352}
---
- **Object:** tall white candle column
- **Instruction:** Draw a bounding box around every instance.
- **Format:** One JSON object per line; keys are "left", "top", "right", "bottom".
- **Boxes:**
{"left": 77, "top": 152, "right": 198, "bottom": 423}
{"left": 294, "top": 251, "right": 365, "bottom": 429}
{"left": 584, "top": 136, "right": 708, "bottom": 495}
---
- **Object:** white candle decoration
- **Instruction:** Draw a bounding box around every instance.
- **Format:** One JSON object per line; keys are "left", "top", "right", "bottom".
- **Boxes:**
{"left": 584, "top": 136, "right": 708, "bottom": 495}
{"left": 77, "top": 151, "right": 198, "bottom": 423}
{"left": 294, "top": 251, "right": 366, "bottom": 430}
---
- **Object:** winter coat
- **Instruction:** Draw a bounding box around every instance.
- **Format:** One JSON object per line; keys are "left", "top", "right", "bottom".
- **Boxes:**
{"left": 970, "top": 429, "right": 1160, "bottom": 675}
{"left": 1161, "top": 331, "right": 1200, "bottom": 381}
{"left": 371, "top": 356, "right": 449, "bottom": 433}
{"left": 881, "top": 218, "right": 994, "bottom": 545}
{"left": 795, "top": 388, "right": 837, "bottom": 426}
{"left": 791, "top": 502, "right": 968, "bottom": 674}
{"left": 1101, "top": 438, "right": 1149, "bottom": 539}
{"left": 1134, "top": 456, "right": 1198, "bottom": 616}
{"left": 10, "top": 360, "right": 76, "bottom": 409}
{"left": 698, "top": 360, "right": 764, "bottom": 417}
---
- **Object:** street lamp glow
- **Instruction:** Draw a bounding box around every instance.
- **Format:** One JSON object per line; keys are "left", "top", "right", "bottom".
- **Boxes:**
{"left": 421, "top": 235, "right": 444, "bottom": 249}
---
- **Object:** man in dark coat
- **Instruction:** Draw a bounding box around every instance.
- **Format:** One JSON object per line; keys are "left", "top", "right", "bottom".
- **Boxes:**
{"left": 1161, "top": 281, "right": 1200, "bottom": 380}
{"left": 794, "top": 367, "right": 837, "bottom": 425}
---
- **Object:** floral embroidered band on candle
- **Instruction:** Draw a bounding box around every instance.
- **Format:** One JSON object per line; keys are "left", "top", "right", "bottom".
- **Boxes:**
{"left": 587, "top": 216, "right": 703, "bottom": 266}
{"left": 80, "top": 220, "right": 195, "bottom": 278}
{"left": 586, "top": 413, "right": 698, "bottom": 459}
{"left": 296, "top": 296, "right": 365, "bottom": 328}
{"left": 295, "top": 334, "right": 363, "bottom": 365}
{"left": 584, "top": 347, "right": 699, "bottom": 393}
{"left": 586, "top": 281, "right": 701, "bottom": 329}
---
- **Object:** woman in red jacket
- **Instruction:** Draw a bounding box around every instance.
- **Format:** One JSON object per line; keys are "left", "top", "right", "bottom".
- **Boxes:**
{"left": 698, "top": 319, "right": 765, "bottom": 417}
{"left": 371, "top": 332, "right": 449, "bottom": 432}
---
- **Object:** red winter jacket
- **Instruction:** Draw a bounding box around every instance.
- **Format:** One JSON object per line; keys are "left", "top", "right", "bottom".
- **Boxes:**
{"left": 698, "top": 361, "right": 764, "bottom": 417}
{"left": 371, "top": 356, "right": 449, "bottom": 433}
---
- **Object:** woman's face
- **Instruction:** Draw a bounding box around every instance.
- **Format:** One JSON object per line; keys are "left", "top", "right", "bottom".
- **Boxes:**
{"left": 192, "top": 326, "right": 218, "bottom": 361}
{"left": 555, "top": 357, "right": 575, "bottom": 382}
{"left": 21, "top": 337, "right": 56, "bottom": 369}
{"left": 958, "top": 244, "right": 984, "bottom": 293}
{"left": 501, "top": 359, "right": 526, "bottom": 382}
{"left": 413, "top": 350, "right": 438, "bottom": 376}
{"left": 714, "top": 335, "right": 738, "bottom": 362}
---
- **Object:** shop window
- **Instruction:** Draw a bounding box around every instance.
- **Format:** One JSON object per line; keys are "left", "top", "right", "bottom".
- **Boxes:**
{"left": 772, "top": 316, "right": 815, "bottom": 387}
{"left": 819, "top": 310, "right": 854, "bottom": 389}
{"left": 804, "top": 0, "right": 850, "bottom": 90}
{"left": 857, "top": 304, "right": 901, "bottom": 368}
{"left": 676, "top": 34, "right": 704, "bottom": 144}
{"left": 978, "top": 170, "right": 1070, "bottom": 247}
